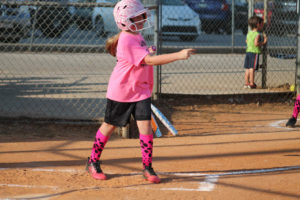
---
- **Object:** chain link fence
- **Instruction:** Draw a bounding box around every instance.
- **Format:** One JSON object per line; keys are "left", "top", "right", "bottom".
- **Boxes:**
{"left": 156, "top": 0, "right": 297, "bottom": 97}
{"left": 0, "top": 0, "right": 298, "bottom": 121}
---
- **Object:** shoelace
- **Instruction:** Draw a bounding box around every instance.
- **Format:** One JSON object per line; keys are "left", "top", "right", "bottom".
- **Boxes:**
{"left": 145, "top": 166, "right": 157, "bottom": 176}
{"left": 92, "top": 161, "right": 103, "bottom": 173}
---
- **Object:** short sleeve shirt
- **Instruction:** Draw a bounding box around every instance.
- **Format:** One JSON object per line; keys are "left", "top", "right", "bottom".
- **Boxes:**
{"left": 106, "top": 31, "right": 153, "bottom": 102}
{"left": 246, "top": 31, "right": 261, "bottom": 54}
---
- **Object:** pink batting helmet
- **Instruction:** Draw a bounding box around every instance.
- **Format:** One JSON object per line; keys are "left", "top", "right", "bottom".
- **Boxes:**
{"left": 113, "top": 0, "right": 152, "bottom": 31}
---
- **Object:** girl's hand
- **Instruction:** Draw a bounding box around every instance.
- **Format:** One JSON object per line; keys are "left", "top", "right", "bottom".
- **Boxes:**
{"left": 178, "top": 49, "right": 196, "bottom": 60}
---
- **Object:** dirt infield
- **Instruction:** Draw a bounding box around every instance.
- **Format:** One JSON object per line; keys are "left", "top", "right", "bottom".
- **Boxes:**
{"left": 1, "top": 102, "right": 300, "bottom": 200}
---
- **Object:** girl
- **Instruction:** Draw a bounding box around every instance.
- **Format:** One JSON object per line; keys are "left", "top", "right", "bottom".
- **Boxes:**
{"left": 286, "top": 95, "right": 300, "bottom": 127}
{"left": 86, "top": 0, "right": 195, "bottom": 184}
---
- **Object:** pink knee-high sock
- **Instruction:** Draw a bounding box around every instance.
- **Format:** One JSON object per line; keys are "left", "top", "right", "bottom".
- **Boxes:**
{"left": 140, "top": 133, "right": 153, "bottom": 168}
{"left": 90, "top": 129, "right": 109, "bottom": 163}
{"left": 292, "top": 95, "right": 300, "bottom": 119}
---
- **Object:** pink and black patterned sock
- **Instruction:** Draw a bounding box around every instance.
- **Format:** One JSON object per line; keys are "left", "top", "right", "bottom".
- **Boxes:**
{"left": 140, "top": 133, "right": 153, "bottom": 168}
{"left": 292, "top": 95, "right": 300, "bottom": 119}
{"left": 90, "top": 129, "right": 109, "bottom": 163}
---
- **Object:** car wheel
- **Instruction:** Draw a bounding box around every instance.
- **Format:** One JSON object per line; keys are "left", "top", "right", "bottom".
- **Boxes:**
{"left": 76, "top": 17, "right": 93, "bottom": 30}
{"left": 205, "top": 29, "right": 213, "bottom": 34}
{"left": 76, "top": 20, "right": 86, "bottom": 30}
{"left": 0, "top": 36, "right": 20, "bottom": 43}
{"left": 95, "top": 16, "right": 106, "bottom": 37}
{"left": 268, "top": 25, "right": 284, "bottom": 36}
{"left": 224, "top": 21, "right": 232, "bottom": 35}
{"left": 12, "top": 37, "right": 21, "bottom": 43}
{"left": 36, "top": 6, "right": 71, "bottom": 38}
{"left": 242, "top": 27, "right": 248, "bottom": 35}
{"left": 203, "top": 25, "right": 213, "bottom": 34}
{"left": 179, "top": 35, "right": 197, "bottom": 41}
{"left": 201, "top": 20, "right": 213, "bottom": 34}
{"left": 225, "top": 28, "right": 232, "bottom": 35}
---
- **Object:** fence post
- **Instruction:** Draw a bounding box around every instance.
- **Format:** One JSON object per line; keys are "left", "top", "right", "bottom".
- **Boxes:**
{"left": 152, "top": 0, "right": 161, "bottom": 100}
{"left": 231, "top": 0, "right": 235, "bottom": 52}
{"left": 261, "top": 0, "right": 268, "bottom": 88}
{"left": 152, "top": 0, "right": 158, "bottom": 100}
{"left": 29, "top": 5, "right": 38, "bottom": 51}
{"left": 248, "top": 0, "right": 254, "bottom": 28}
{"left": 297, "top": 0, "right": 300, "bottom": 95}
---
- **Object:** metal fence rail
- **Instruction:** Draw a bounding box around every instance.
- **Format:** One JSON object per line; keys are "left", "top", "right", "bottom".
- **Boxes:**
{"left": 0, "top": 0, "right": 298, "bottom": 120}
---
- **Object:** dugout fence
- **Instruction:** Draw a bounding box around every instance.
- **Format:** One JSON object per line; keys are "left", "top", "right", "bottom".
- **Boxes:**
{"left": 0, "top": 0, "right": 298, "bottom": 121}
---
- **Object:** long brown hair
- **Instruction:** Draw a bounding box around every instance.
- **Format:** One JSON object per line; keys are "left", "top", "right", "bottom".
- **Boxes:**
{"left": 105, "top": 32, "right": 120, "bottom": 57}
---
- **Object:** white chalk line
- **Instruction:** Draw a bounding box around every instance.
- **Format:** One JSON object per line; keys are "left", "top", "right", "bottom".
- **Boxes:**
{"left": 0, "top": 186, "right": 100, "bottom": 200}
{"left": 1, "top": 165, "right": 299, "bottom": 193}
{"left": 159, "top": 165, "right": 300, "bottom": 192}
{"left": 163, "top": 165, "right": 300, "bottom": 177}
{"left": 0, "top": 183, "right": 58, "bottom": 190}
{"left": 158, "top": 175, "right": 219, "bottom": 192}
{"left": 0, "top": 168, "right": 85, "bottom": 173}
{"left": 31, "top": 168, "right": 84, "bottom": 173}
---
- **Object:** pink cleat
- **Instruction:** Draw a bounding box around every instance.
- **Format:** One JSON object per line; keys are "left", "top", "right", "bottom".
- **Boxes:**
{"left": 143, "top": 165, "right": 160, "bottom": 184}
{"left": 86, "top": 157, "right": 107, "bottom": 180}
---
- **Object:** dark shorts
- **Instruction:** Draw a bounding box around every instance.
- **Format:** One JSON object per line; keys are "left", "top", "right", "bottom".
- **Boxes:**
{"left": 244, "top": 52, "right": 259, "bottom": 71}
{"left": 104, "top": 98, "right": 151, "bottom": 127}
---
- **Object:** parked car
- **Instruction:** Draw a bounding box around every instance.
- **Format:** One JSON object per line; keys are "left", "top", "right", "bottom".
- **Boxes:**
{"left": 0, "top": 1, "right": 31, "bottom": 43}
{"left": 269, "top": 0, "right": 298, "bottom": 36}
{"left": 184, "top": 0, "right": 248, "bottom": 35}
{"left": 73, "top": 0, "right": 94, "bottom": 30}
{"left": 30, "top": 0, "right": 72, "bottom": 38}
{"left": 184, "top": 0, "right": 231, "bottom": 34}
{"left": 91, "top": 0, "right": 118, "bottom": 37}
{"left": 254, "top": 1, "right": 273, "bottom": 27}
{"left": 144, "top": 0, "right": 200, "bottom": 41}
{"left": 233, "top": 0, "right": 248, "bottom": 35}
{"left": 267, "top": 0, "right": 297, "bottom": 58}
{"left": 72, "top": 0, "right": 117, "bottom": 36}
{"left": 268, "top": 0, "right": 297, "bottom": 36}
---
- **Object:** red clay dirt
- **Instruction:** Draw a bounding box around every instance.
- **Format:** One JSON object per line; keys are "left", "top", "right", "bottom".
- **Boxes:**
{"left": 0, "top": 103, "right": 300, "bottom": 200}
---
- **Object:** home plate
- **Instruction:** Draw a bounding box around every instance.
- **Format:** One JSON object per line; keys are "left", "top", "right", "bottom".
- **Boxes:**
{"left": 269, "top": 120, "right": 300, "bottom": 130}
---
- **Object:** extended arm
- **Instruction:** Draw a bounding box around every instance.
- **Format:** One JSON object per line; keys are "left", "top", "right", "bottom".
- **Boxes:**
{"left": 143, "top": 49, "right": 195, "bottom": 66}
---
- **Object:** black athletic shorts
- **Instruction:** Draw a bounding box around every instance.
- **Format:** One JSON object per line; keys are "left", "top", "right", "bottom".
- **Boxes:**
{"left": 244, "top": 52, "right": 259, "bottom": 71}
{"left": 104, "top": 97, "right": 151, "bottom": 127}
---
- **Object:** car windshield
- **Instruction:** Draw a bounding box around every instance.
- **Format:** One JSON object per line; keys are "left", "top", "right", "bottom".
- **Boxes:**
{"left": 162, "top": 0, "right": 184, "bottom": 6}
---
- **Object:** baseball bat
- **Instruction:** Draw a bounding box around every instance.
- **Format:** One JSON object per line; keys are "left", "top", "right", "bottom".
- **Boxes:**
{"left": 151, "top": 104, "right": 178, "bottom": 136}
{"left": 151, "top": 113, "right": 162, "bottom": 138}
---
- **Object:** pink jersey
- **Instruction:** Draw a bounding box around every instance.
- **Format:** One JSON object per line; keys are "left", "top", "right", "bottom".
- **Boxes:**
{"left": 106, "top": 31, "right": 153, "bottom": 102}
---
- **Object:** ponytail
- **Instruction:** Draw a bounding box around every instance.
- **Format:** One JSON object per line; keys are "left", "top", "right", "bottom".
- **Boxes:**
{"left": 105, "top": 32, "right": 120, "bottom": 57}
